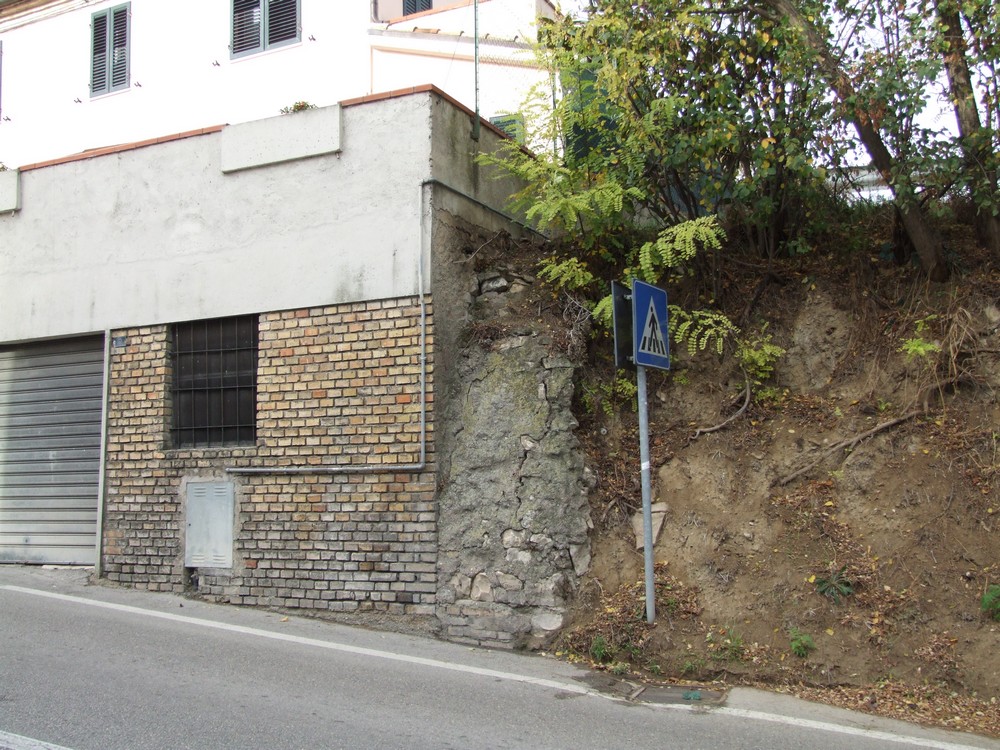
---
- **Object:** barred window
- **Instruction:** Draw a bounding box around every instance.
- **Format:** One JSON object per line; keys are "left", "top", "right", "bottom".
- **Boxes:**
{"left": 171, "top": 315, "right": 258, "bottom": 448}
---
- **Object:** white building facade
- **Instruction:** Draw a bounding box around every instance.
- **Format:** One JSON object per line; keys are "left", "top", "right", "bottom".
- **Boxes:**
{"left": 0, "top": 0, "right": 555, "bottom": 168}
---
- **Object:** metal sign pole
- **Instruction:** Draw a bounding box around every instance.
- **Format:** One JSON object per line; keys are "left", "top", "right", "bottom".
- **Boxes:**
{"left": 613, "top": 278, "right": 668, "bottom": 625}
{"left": 637, "top": 364, "right": 655, "bottom": 623}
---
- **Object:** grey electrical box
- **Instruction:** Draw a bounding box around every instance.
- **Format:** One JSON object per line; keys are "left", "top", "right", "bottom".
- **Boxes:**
{"left": 185, "top": 481, "right": 235, "bottom": 568}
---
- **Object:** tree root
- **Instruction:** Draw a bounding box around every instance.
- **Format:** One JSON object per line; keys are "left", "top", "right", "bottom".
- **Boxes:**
{"left": 690, "top": 376, "right": 752, "bottom": 441}
{"left": 776, "top": 411, "right": 922, "bottom": 487}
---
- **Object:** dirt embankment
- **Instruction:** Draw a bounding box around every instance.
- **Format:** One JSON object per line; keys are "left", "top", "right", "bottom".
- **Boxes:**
{"left": 563, "top": 257, "right": 1000, "bottom": 737}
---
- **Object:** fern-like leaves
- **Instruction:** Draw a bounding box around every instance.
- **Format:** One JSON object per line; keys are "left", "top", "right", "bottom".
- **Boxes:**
{"left": 668, "top": 306, "right": 737, "bottom": 356}
{"left": 636, "top": 216, "right": 724, "bottom": 282}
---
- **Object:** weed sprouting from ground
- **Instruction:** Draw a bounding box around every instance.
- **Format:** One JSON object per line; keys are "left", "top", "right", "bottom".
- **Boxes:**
{"left": 789, "top": 628, "right": 816, "bottom": 658}
{"left": 816, "top": 566, "right": 854, "bottom": 603}
{"left": 982, "top": 584, "right": 1000, "bottom": 622}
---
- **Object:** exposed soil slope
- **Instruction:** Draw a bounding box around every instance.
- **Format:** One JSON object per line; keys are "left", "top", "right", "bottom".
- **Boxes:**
{"left": 464, "top": 221, "right": 999, "bottom": 736}
{"left": 561, "top": 247, "right": 1000, "bottom": 737}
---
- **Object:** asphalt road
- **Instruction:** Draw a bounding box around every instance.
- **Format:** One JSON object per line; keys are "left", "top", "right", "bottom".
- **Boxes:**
{"left": 1, "top": 566, "right": 997, "bottom": 750}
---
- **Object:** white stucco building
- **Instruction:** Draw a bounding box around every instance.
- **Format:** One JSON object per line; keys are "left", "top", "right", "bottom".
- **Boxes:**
{"left": 0, "top": 0, "right": 556, "bottom": 168}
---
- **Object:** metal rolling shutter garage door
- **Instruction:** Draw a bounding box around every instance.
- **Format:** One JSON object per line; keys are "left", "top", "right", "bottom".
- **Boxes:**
{"left": 0, "top": 337, "right": 104, "bottom": 565}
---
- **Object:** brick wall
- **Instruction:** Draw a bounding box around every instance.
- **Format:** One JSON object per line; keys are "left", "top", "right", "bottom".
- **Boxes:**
{"left": 102, "top": 297, "right": 437, "bottom": 615}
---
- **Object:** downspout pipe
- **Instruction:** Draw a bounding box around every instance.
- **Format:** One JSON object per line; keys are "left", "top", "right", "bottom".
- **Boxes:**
{"left": 94, "top": 329, "right": 112, "bottom": 575}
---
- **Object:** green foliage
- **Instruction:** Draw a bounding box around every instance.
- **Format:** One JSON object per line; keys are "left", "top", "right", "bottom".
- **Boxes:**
{"left": 590, "top": 635, "right": 612, "bottom": 662}
{"left": 581, "top": 372, "right": 639, "bottom": 415}
{"left": 590, "top": 295, "right": 614, "bottom": 329}
{"left": 588, "top": 215, "right": 727, "bottom": 332}
{"left": 279, "top": 101, "right": 316, "bottom": 114}
{"left": 681, "top": 657, "right": 706, "bottom": 676}
{"left": 481, "top": 0, "right": 833, "bottom": 351}
{"left": 816, "top": 566, "right": 854, "bottom": 603}
{"left": 669, "top": 307, "right": 738, "bottom": 356}
{"left": 706, "top": 627, "right": 746, "bottom": 661}
{"left": 789, "top": 628, "right": 816, "bottom": 658}
{"left": 736, "top": 329, "right": 785, "bottom": 385}
{"left": 537, "top": 256, "right": 596, "bottom": 292}
{"left": 982, "top": 584, "right": 1000, "bottom": 621}
{"left": 900, "top": 338, "right": 942, "bottom": 359}
{"left": 610, "top": 661, "right": 631, "bottom": 675}
{"left": 635, "top": 217, "right": 724, "bottom": 283}
{"left": 525, "top": 179, "right": 646, "bottom": 236}
{"left": 899, "top": 316, "right": 942, "bottom": 360}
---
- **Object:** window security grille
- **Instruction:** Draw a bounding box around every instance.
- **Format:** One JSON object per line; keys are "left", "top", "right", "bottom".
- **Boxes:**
{"left": 91, "top": 3, "right": 130, "bottom": 96}
{"left": 232, "top": 0, "right": 300, "bottom": 58}
{"left": 171, "top": 315, "right": 258, "bottom": 448}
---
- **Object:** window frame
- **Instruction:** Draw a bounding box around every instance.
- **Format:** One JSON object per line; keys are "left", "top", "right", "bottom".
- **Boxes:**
{"left": 231, "top": 0, "right": 301, "bottom": 59}
{"left": 402, "top": 0, "right": 433, "bottom": 15}
{"left": 170, "top": 315, "right": 259, "bottom": 449}
{"left": 489, "top": 113, "right": 526, "bottom": 144}
{"left": 90, "top": 3, "right": 130, "bottom": 97}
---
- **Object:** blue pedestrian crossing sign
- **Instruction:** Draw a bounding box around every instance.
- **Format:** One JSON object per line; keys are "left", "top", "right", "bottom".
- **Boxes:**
{"left": 632, "top": 280, "right": 670, "bottom": 370}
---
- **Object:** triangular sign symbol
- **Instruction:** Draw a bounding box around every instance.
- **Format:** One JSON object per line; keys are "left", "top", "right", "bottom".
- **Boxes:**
{"left": 639, "top": 300, "right": 667, "bottom": 357}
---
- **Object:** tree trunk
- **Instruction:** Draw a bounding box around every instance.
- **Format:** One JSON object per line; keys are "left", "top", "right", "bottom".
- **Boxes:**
{"left": 762, "top": 0, "right": 950, "bottom": 281}
{"left": 936, "top": 0, "right": 1000, "bottom": 259}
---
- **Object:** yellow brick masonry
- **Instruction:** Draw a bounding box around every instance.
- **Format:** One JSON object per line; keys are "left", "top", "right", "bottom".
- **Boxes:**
{"left": 102, "top": 297, "right": 437, "bottom": 615}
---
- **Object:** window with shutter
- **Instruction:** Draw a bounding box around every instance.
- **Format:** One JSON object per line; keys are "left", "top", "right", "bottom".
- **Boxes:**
{"left": 231, "top": 0, "right": 300, "bottom": 58}
{"left": 90, "top": 3, "right": 130, "bottom": 97}
{"left": 403, "top": 0, "right": 434, "bottom": 15}
{"left": 489, "top": 114, "right": 526, "bottom": 144}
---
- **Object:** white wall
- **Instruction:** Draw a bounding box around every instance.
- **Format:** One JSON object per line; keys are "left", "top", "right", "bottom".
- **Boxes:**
{"left": 0, "top": 89, "right": 524, "bottom": 344}
{"left": 0, "top": 0, "right": 373, "bottom": 167}
{"left": 0, "top": 0, "right": 552, "bottom": 168}
{"left": 0, "top": 95, "right": 435, "bottom": 342}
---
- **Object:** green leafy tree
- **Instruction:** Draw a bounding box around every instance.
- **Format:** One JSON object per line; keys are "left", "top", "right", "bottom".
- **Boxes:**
{"left": 819, "top": 0, "right": 999, "bottom": 261}
{"left": 755, "top": 0, "right": 952, "bottom": 280}
{"left": 485, "top": 0, "right": 847, "bottom": 371}
{"left": 929, "top": 0, "right": 1000, "bottom": 257}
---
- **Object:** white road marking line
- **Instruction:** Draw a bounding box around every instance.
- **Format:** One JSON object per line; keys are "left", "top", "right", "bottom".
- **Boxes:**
{"left": 709, "top": 707, "right": 996, "bottom": 750}
{"left": 2, "top": 584, "right": 994, "bottom": 750}
{"left": 0, "top": 730, "right": 75, "bottom": 750}
{"left": 0, "top": 585, "right": 591, "bottom": 695}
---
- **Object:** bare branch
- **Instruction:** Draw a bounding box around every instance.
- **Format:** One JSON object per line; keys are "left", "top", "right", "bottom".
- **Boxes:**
{"left": 776, "top": 411, "right": 921, "bottom": 486}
